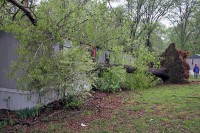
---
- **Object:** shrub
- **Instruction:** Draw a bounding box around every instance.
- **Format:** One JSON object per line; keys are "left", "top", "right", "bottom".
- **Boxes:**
{"left": 11, "top": 47, "right": 95, "bottom": 98}
{"left": 122, "top": 72, "right": 157, "bottom": 90}
{"left": 53, "top": 47, "right": 95, "bottom": 97}
{"left": 131, "top": 72, "right": 154, "bottom": 89}
{"left": 121, "top": 41, "right": 161, "bottom": 90}
{"left": 64, "top": 95, "right": 84, "bottom": 110}
{"left": 95, "top": 41, "right": 160, "bottom": 91}
{"left": 121, "top": 73, "right": 135, "bottom": 90}
{"left": 96, "top": 66, "right": 126, "bottom": 92}
{"left": 128, "top": 42, "right": 160, "bottom": 89}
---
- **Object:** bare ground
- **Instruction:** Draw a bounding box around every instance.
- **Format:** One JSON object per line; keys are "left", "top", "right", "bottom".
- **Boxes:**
{"left": 0, "top": 90, "right": 131, "bottom": 132}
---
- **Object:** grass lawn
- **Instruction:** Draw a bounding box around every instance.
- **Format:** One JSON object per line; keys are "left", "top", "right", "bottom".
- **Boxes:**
{"left": 1, "top": 82, "right": 200, "bottom": 133}
{"left": 84, "top": 84, "right": 200, "bottom": 133}
{"left": 189, "top": 75, "right": 200, "bottom": 82}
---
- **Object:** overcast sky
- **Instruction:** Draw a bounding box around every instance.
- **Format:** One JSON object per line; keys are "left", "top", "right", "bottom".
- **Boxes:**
{"left": 160, "top": 18, "right": 172, "bottom": 28}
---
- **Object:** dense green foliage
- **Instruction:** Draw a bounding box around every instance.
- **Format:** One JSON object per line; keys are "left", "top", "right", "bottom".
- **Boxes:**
{"left": 122, "top": 72, "right": 156, "bottom": 90}
{"left": 1, "top": 0, "right": 200, "bottom": 97}
{"left": 64, "top": 95, "right": 85, "bottom": 110}
{"left": 122, "top": 43, "right": 160, "bottom": 90}
{"left": 96, "top": 66, "right": 126, "bottom": 92}
{"left": 96, "top": 43, "right": 160, "bottom": 92}
{"left": 1, "top": 0, "right": 160, "bottom": 95}
{"left": 2, "top": 0, "right": 100, "bottom": 96}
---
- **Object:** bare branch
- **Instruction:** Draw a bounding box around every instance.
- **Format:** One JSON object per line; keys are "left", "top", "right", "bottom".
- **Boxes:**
{"left": 9, "top": 0, "right": 37, "bottom": 26}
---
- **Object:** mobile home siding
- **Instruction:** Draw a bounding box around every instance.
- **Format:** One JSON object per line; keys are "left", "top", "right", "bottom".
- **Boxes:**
{"left": 0, "top": 31, "right": 18, "bottom": 89}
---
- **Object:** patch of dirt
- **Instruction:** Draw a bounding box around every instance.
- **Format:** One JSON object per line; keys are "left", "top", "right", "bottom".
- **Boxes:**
{"left": 189, "top": 80, "right": 200, "bottom": 85}
{"left": 0, "top": 90, "right": 128, "bottom": 133}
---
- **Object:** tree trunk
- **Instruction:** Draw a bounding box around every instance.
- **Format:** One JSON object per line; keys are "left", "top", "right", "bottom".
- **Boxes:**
{"left": 145, "top": 32, "right": 151, "bottom": 48}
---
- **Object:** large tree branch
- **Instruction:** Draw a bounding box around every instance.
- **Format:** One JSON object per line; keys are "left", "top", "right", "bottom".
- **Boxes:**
{"left": 9, "top": 0, "right": 37, "bottom": 26}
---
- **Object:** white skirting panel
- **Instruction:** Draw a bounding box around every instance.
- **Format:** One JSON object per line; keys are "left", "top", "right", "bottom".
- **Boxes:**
{"left": 0, "top": 87, "right": 59, "bottom": 110}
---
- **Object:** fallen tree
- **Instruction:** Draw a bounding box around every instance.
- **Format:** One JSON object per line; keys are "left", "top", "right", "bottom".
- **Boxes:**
{"left": 97, "top": 43, "right": 190, "bottom": 83}
{"left": 145, "top": 43, "right": 190, "bottom": 83}
{"left": 159, "top": 43, "right": 190, "bottom": 83}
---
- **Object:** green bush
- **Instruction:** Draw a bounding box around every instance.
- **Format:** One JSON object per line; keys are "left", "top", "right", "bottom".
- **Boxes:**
{"left": 122, "top": 72, "right": 156, "bottom": 90}
{"left": 64, "top": 95, "right": 84, "bottom": 110}
{"left": 121, "top": 73, "right": 135, "bottom": 90}
{"left": 12, "top": 46, "right": 95, "bottom": 98}
{"left": 95, "top": 43, "right": 160, "bottom": 91}
{"left": 53, "top": 47, "right": 95, "bottom": 97}
{"left": 120, "top": 41, "right": 161, "bottom": 90}
{"left": 96, "top": 66, "right": 126, "bottom": 92}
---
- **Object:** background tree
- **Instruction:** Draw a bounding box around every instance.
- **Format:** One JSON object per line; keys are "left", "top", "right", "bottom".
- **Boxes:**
{"left": 188, "top": 8, "right": 200, "bottom": 54}
{"left": 124, "top": 0, "right": 173, "bottom": 50}
{"left": 150, "top": 23, "right": 169, "bottom": 54}
{"left": 140, "top": 0, "right": 173, "bottom": 48}
{"left": 167, "top": 0, "right": 199, "bottom": 50}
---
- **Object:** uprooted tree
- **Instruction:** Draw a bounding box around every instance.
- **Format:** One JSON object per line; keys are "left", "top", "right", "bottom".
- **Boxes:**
{"left": 151, "top": 43, "right": 190, "bottom": 83}
{"left": 99, "top": 43, "right": 190, "bottom": 84}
